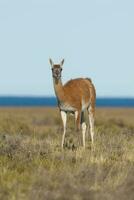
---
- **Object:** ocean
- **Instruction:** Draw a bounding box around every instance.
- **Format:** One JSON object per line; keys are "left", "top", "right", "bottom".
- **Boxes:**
{"left": 0, "top": 97, "right": 134, "bottom": 107}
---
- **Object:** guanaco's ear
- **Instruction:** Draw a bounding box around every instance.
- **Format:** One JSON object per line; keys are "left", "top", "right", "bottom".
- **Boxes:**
{"left": 49, "top": 58, "right": 54, "bottom": 68}
{"left": 60, "top": 59, "right": 64, "bottom": 67}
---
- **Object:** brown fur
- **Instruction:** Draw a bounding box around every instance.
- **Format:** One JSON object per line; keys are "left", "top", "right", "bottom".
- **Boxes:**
{"left": 54, "top": 78, "right": 96, "bottom": 129}
{"left": 60, "top": 79, "right": 95, "bottom": 109}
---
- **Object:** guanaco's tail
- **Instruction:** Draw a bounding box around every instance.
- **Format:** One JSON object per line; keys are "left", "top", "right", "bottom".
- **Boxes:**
{"left": 86, "top": 77, "right": 96, "bottom": 115}
{"left": 86, "top": 77, "right": 92, "bottom": 83}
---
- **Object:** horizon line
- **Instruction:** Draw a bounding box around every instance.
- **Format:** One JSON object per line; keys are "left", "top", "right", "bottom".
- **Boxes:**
{"left": 0, "top": 95, "right": 134, "bottom": 99}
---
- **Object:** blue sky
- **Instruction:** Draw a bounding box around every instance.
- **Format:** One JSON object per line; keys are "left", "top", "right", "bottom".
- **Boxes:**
{"left": 0, "top": 0, "right": 134, "bottom": 97}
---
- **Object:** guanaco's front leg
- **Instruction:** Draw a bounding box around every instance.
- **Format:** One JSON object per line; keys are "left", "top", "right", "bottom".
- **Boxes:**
{"left": 60, "top": 110, "right": 67, "bottom": 148}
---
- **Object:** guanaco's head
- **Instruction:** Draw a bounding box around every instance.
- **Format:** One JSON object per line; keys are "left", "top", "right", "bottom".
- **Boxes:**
{"left": 49, "top": 58, "right": 64, "bottom": 80}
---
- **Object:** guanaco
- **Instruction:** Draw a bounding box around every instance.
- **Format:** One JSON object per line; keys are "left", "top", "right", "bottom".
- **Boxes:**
{"left": 49, "top": 58, "right": 96, "bottom": 148}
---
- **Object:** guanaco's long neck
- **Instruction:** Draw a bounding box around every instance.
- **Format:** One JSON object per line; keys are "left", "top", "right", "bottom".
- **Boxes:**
{"left": 53, "top": 78, "right": 65, "bottom": 102}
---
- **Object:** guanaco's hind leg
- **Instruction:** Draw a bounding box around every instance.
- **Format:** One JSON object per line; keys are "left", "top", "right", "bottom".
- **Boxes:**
{"left": 81, "top": 111, "right": 86, "bottom": 148}
{"left": 75, "top": 111, "right": 86, "bottom": 148}
{"left": 75, "top": 110, "right": 81, "bottom": 131}
{"left": 74, "top": 111, "right": 78, "bottom": 131}
{"left": 60, "top": 110, "right": 67, "bottom": 148}
{"left": 88, "top": 105, "right": 95, "bottom": 144}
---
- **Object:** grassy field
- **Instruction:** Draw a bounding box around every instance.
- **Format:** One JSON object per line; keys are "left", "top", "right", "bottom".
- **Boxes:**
{"left": 0, "top": 107, "right": 134, "bottom": 200}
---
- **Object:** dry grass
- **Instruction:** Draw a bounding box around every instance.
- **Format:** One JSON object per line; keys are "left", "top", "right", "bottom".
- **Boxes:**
{"left": 0, "top": 107, "right": 134, "bottom": 200}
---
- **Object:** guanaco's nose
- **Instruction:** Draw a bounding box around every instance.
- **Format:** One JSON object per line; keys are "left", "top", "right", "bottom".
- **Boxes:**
{"left": 56, "top": 71, "right": 59, "bottom": 75}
